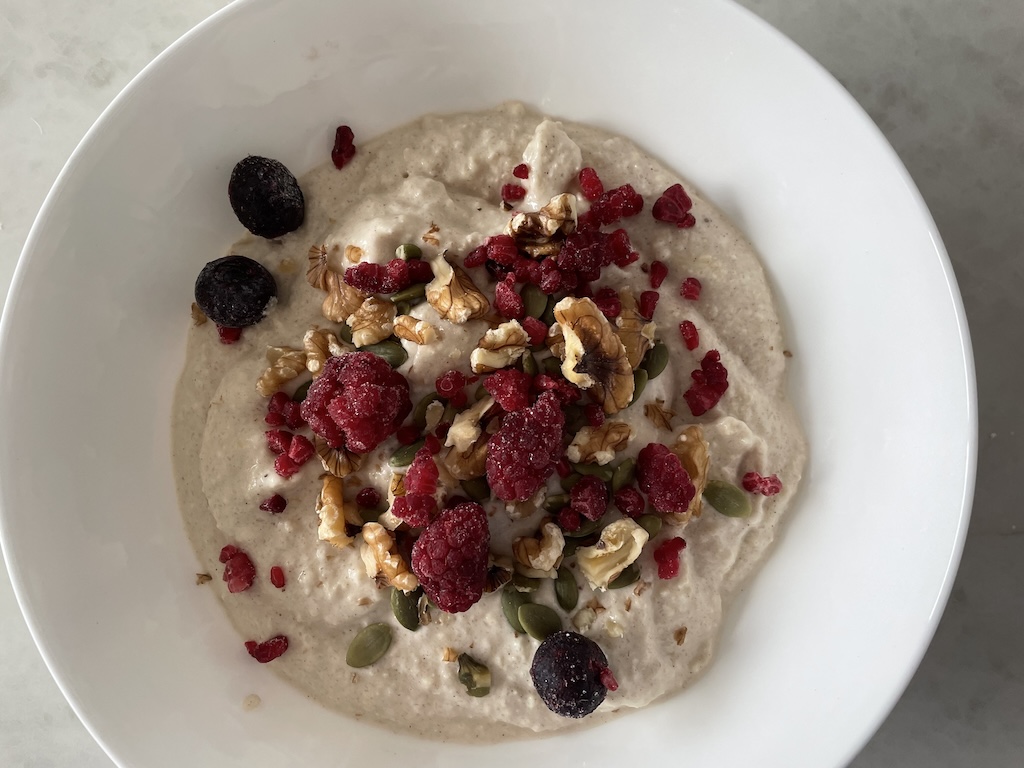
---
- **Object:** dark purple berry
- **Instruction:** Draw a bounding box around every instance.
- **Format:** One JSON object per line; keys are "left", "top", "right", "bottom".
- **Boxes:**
{"left": 228, "top": 155, "right": 305, "bottom": 239}
{"left": 530, "top": 631, "right": 615, "bottom": 718}
{"left": 194, "top": 255, "right": 277, "bottom": 328}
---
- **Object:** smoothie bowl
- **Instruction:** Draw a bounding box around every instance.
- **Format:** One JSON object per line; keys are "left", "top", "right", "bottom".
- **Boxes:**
{"left": 0, "top": 0, "right": 974, "bottom": 766}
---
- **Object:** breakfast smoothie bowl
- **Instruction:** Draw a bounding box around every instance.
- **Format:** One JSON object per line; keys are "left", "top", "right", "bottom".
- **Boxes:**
{"left": 175, "top": 102, "right": 807, "bottom": 740}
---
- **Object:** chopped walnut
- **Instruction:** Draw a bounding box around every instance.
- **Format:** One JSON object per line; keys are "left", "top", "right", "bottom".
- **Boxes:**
{"left": 644, "top": 399, "right": 676, "bottom": 431}
{"left": 195, "top": 573, "right": 212, "bottom": 585}
{"left": 633, "top": 580, "right": 652, "bottom": 597}
{"left": 470, "top": 320, "right": 530, "bottom": 373}
{"left": 190, "top": 302, "right": 208, "bottom": 326}
{"left": 307, "top": 244, "right": 332, "bottom": 290}
{"left": 347, "top": 296, "right": 396, "bottom": 347}
{"left": 484, "top": 556, "right": 513, "bottom": 593}
{"left": 422, "top": 222, "right": 441, "bottom": 247}
{"left": 616, "top": 291, "right": 656, "bottom": 370}
{"left": 577, "top": 518, "right": 649, "bottom": 590}
{"left": 445, "top": 396, "right": 494, "bottom": 454}
{"left": 344, "top": 244, "right": 364, "bottom": 264}
{"left": 393, "top": 314, "right": 439, "bottom": 345}
{"left": 667, "top": 425, "right": 710, "bottom": 524}
{"left": 572, "top": 606, "right": 598, "bottom": 632}
{"left": 504, "top": 193, "right": 578, "bottom": 245}
{"left": 424, "top": 400, "right": 445, "bottom": 433}
{"left": 512, "top": 521, "right": 565, "bottom": 579}
{"left": 360, "top": 522, "right": 418, "bottom": 592}
{"left": 316, "top": 474, "right": 357, "bottom": 550}
{"left": 554, "top": 297, "right": 633, "bottom": 414}
{"left": 322, "top": 268, "right": 368, "bottom": 323}
{"left": 546, "top": 323, "right": 565, "bottom": 359}
{"left": 303, "top": 328, "right": 347, "bottom": 377}
{"left": 443, "top": 397, "right": 493, "bottom": 481}
{"left": 426, "top": 257, "right": 490, "bottom": 324}
{"left": 442, "top": 433, "right": 489, "bottom": 481}
{"left": 566, "top": 421, "right": 634, "bottom": 465}
{"left": 313, "top": 435, "right": 362, "bottom": 477}
{"left": 442, "top": 647, "right": 459, "bottom": 662}
{"left": 674, "top": 627, "right": 688, "bottom": 646}
{"left": 256, "top": 347, "right": 307, "bottom": 396}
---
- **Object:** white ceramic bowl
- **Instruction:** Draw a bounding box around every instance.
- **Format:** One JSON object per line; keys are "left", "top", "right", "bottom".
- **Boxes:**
{"left": 0, "top": 0, "right": 975, "bottom": 765}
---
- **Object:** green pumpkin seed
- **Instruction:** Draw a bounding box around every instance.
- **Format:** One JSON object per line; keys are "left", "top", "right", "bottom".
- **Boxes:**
{"left": 511, "top": 572, "right": 541, "bottom": 592}
{"left": 391, "top": 587, "right": 423, "bottom": 632}
{"left": 360, "top": 505, "right": 384, "bottom": 524}
{"left": 641, "top": 341, "right": 669, "bottom": 380}
{"left": 522, "top": 351, "right": 539, "bottom": 376}
{"left": 636, "top": 514, "right": 662, "bottom": 538}
{"left": 501, "top": 586, "right": 531, "bottom": 632}
{"left": 337, "top": 323, "right": 353, "bottom": 344}
{"left": 543, "top": 493, "right": 569, "bottom": 513}
{"left": 291, "top": 379, "right": 312, "bottom": 403}
{"left": 610, "top": 458, "right": 636, "bottom": 493}
{"left": 554, "top": 566, "right": 579, "bottom": 612}
{"left": 363, "top": 339, "right": 408, "bottom": 368}
{"left": 390, "top": 282, "right": 427, "bottom": 304}
{"left": 518, "top": 603, "right": 562, "bottom": 640}
{"left": 541, "top": 356, "right": 563, "bottom": 377}
{"left": 394, "top": 300, "right": 411, "bottom": 316}
{"left": 457, "top": 653, "right": 491, "bottom": 697}
{"left": 522, "top": 284, "right": 548, "bottom": 319}
{"left": 572, "top": 462, "right": 614, "bottom": 483}
{"left": 541, "top": 297, "right": 557, "bottom": 326}
{"left": 395, "top": 243, "right": 422, "bottom": 261}
{"left": 563, "top": 515, "right": 605, "bottom": 539}
{"left": 562, "top": 539, "right": 580, "bottom": 558}
{"left": 608, "top": 563, "right": 641, "bottom": 589}
{"left": 389, "top": 438, "right": 426, "bottom": 468}
{"left": 703, "top": 480, "right": 752, "bottom": 518}
{"left": 629, "top": 368, "right": 649, "bottom": 406}
{"left": 461, "top": 476, "right": 491, "bottom": 503}
{"left": 560, "top": 473, "right": 582, "bottom": 492}
{"left": 346, "top": 623, "right": 393, "bottom": 667}
{"left": 412, "top": 392, "right": 442, "bottom": 429}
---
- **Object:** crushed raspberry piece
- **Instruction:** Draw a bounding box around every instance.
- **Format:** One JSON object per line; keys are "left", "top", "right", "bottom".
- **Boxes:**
{"left": 558, "top": 507, "right": 581, "bottom": 532}
{"left": 485, "top": 235, "right": 519, "bottom": 266}
{"left": 636, "top": 443, "right": 696, "bottom": 515}
{"left": 219, "top": 545, "right": 240, "bottom": 563}
{"left": 410, "top": 502, "right": 490, "bottom": 613}
{"left": 264, "top": 411, "right": 285, "bottom": 426}
{"left": 599, "top": 666, "right": 619, "bottom": 692}
{"left": 512, "top": 163, "right": 530, "bottom": 179}
{"left": 245, "top": 635, "right": 289, "bottom": 663}
{"left": 407, "top": 258, "right": 434, "bottom": 283}
{"left": 269, "top": 391, "right": 290, "bottom": 413}
{"left": 592, "top": 287, "right": 622, "bottom": 319}
{"left": 280, "top": 400, "right": 306, "bottom": 429}
{"left": 270, "top": 565, "right": 286, "bottom": 589}
{"left": 556, "top": 458, "right": 571, "bottom": 478}
{"left": 486, "top": 392, "right": 565, "bottom": 501}
{"left": 484, "top": 368, "right": 533, "bottom": 412}
{"left": 424, "top": 433, "right": 442, "bottom": 454}
{"left": 521, "top": 316, "right": 548, "bottom": 347}
{"left": 683, "top": 350, "right": 729, "bottom": 417}
{"left": 464, "top": 245, "right": 489, "bottom": 268}
{"left": 583, "top": 184, "right": 644, "bottom": 229}
{"left": 342, "top": 259, "right": 411, "bottom": 294}
{"left": 217, "top": 325, "right": 242, "bottom": 344}
{"left": 405, "top": 447, "right": 439, "bottom": 496}
{"left": 742, "top": 472, "right": 783, "bottom": 496}
{"left": 396, "top": 424, "right": 422, "bottom": 445}
{"left": 680, "top": 320, "right": 700, "bottom": 351}
{"left": 259, "top": 494, "right": 287, "bottom": 514}
{"left": 612, "top": 487, "right": 645, "bottom": 518}
{"left": 649, "top": 261, "right": 669, "bottom": 289}
{"left": 494, "top": 274, "right": 525, "bottom": 319}
{"left": 392, "top": 494, "right": 436, "bottom": 528}
{"left": 273, "top": 453, "right": 301, "bottom": 478}
{"left": 501, "top": 183, "right": 527, "bottom": 202}
{"left": 639, "top": 290, "right": 660, "bottom": 319}
{"left": 331, "top": 125, "right": 356, "bottom": 169}
{"left": 653, "top": 537, "right": 687, "bottom": 579}
{"left": 533, "top": 374, "right": 581, "bottom": 405}
{"left": 300, "top": 353, "right": 411, "bottom": 452}
{"left": 557, "top": 229, "right": 614, "bottom": 283}
{"left": 578, "top": 167, "right": 605, "bottom": 201}
{"left": 286, "top": 434, "right": 314, "bottom": 465}
{"left": 652, "top": 183, "right": 696, "bottom": 228}
{"left": 680, "top": 277, "right": 702, "bottom": 300}
{"left": 584, "top": 403, "right": 605, "bottom": 428}
{"left": 433, "top": 422, "right": 450, "bottom": 443}
{"left": 265, "top": 429, "right": 293, "bottom": 455}
{"left": 570, "top": 475, "right": 608, "bottom": 521}
{"left": 222, "top": 547, "right": 256, "bottom": 593}
{"left": 538, "top": 261, "right": 564, "bottom": 294}
{"left": 356, "top": 487, "right": 381, "bottom": 508}
{"left": 513, "top": 256, "right": 542, "bottom": 285}
{"left": 436, "top": 369, "right": 469, "bottom": 408}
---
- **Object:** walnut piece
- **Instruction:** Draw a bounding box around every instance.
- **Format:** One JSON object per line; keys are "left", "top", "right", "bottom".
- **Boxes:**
{"left": 190, "top": 302, "right": 208, "bottom": 326}
{"left": 644, "top": 399, "right": 676, "bottom": 431}
{"left": 315, "top": 474, "right": 357, "bottom": 550}
{"left": 303, "top": 328, "right": 348, "bottom": 377}
{"left": 616, "top": 291, "right": 656, "bottom": 370}
{"left": 307, "top": 244, "right": 332, "bottom": 290}
{"left": 546, "top": 323, "right": 565, "bottom": 359}
{"left": 426, "top": 257, "right": 490, "bottom": 324}
{"left": 422, "top": 222, "right": 441, "bottom": 247}
{"left": 360, "top": 522, "right": 418, "bottom": 592}
{"left": 674, "top": 627, "right": 688, "bottom": 646}
{"left": 470, "top": 320, "right": 530, "bottom": 373}
{"left": 256, "top": 347, "right": 307, "bottom": 397}
{"left": 442, "top": 647, "right": 459, "bottom": 663}
{"left": 344, "top": 244, "right": 364, "bottom": 264}
{"left": 554, "top": 297, "right": 634, "bottom": 414}
{"left": 566, "top": 421, "right": 634, "bottom": 465}
{"left": 667, "top": 425, "right": 710, "bottom": 524}
{"left": 347, "top": 296, "right": 396, "bottom": 347}
{"left": 322, "top": 268, "right": 367, "bottom": 323}
{"left": 393, "top": 314, "right": 439, "bottom": 345}
{"left": 445, "top": 396, "right": 494, "bottom": 454}
{"left": 512, "top": 521, "right": 565, "bottom": 579}
{"left": 504, "top": 193, "right": 578, "bottom": 245}
{"left": 313, "top": 435, "right": 362, "bottom": 477}
{"left": 577, "top": 518, "right": 649, "bottom": 590}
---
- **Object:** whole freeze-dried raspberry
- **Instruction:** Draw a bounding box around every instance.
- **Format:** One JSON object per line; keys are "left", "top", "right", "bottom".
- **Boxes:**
{"left": 410, "top": 502, "right": 490, "bottom": 613}
{"left": 269, "top": 565, "right": 286, "bottom": 589}
{"left": 592, "top": 287, "right": 622, "bottom": 319}
{"left": 222, "top": 547, "right": 256, "bottom": 593}
{"left": 639, "top": 290, "right": 660, "bottom": 320}
{"left": 513, "top": 163, "right": 530, "bottom": 179}
{"left": 578, "top": 167, "right": 605, "bottom": 201}
{"left": 494, "top": 274, "right": 525, "bottom": 319}
{"left": 683, "top": 350, "right": 729, "bottom": 417}
{"left": 742, "top": 471, "right": 783, "bottom": 496}
{"left": 356, "top": 487, "right": 381, "bottom": 508}
{"left": 570, "top": 475, "right": 608, "bottom": 521}
{"left": 612, "top": 487, "right": 645, "bottom": 518}
{"left": 342, "top": 259, "right": 411, "bottom": 294}
{"left": 653, "top": 537, "right": 687, "bottom": 579}
{"left": 331, "top": 125, "right": 356, "bottom": 169}
{"left": 300, "top": 352, "right": 411, "bottom": 452}
{"left": 259, "top": 494, "right": 287, "bottom": 514}
{"left": 245, "top": 635, "right": 289, "bottom": 663}
{"left": 680, "top": 320, "right": 699, "bottom": 351}
{"left": 649, "top": 260, "right": 669, "bottom": 289}
{"left": 636, "top": 443, "right": 696, "bottom": 516}
{"left": 502, "top": 183, "right": 527, "bottom": 203}
{"left": 680, "top": 277, "right": 702, "bottom": 300}
{"left": 521, "top": 316, "right": 548, "bottom": 347}
{"left": 484, "top": 368, "right": 533, "bottom": 412}
{"left": 486, "top": 392, "right": 565, "bottom": 501}
{"left": 652, "top": 183, "right": 696, "bottom": 228}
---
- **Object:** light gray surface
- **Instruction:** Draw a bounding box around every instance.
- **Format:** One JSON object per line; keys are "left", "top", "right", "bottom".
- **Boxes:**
{"left": 0, "top": 0, "right": 1020, "bottom": 765}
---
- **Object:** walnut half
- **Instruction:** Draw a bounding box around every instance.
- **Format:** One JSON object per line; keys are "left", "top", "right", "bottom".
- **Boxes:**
{"left": 554, "top": 297, "right": 634, "bottom": 414}
{"left": 577, "top": 518, "right": 649, "bottom": 590}
{"left": 315, "top": 474, "right": 358, "bottom": 550}
{"left": 512, "top": 521, "right": 565, "bottom": 578}
{"left": 469, "top": 321, "right": 529, "bottom": 373}
{"left": 426, "top": 256, "right": 489, "bottom": 324}
{"left": 360, "top": 523, "right": 418, "bottom": 592}
{"left": 347, "top": 296, "right": 396, "bottom": 347}
{"left": 256, "top": 346, "right": 307, "bottom": 396}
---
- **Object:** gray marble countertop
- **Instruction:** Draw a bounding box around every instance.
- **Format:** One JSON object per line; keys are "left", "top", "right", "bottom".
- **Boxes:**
{"left": 1, "top": 1, "right": 1021, "bottom": 765}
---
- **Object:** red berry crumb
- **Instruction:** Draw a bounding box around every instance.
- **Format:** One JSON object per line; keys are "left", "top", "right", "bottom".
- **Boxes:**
{"left": 570, "top": 475, "right": 608, "bottom": 521}
{"left": 484, "top": 368, "right": 533, "bottom": 412}
{"left": 612, "top": 487, "right": 645, "bottom": 518}
{"left": 464, "top": 245, "right": 488, "bottom": 268}
{"left": 636, "top": 443, "right": 696, "bottom": 516}
{"left": 396, "top": 424, "right": 422, "bottom": 445}
{"left": 683, "top": 350, "right": 729, "bottom": 417}
{"left": 331, "top": 125, "right": 356, "bottom": 169}
{"left": 286, "top": 434, "right": 314, "bottom": 465}
{"left": 245, "top": 635, "right": 289, "bottom": 663}
{"left": 486, "top": 392, "right": 565, "bottom": 501}
{"left": 653, "top": 537, "right": 687, "bottom": 579}
{"left": 593, "top": 287, "right": 622, "bottom": 319}
{"left": 265, "top": 429, "right": 293, "bottom": 455}
{"left": 485, "top": 235, "right": 519, "bottom": 266}
{"left": 494, "top": 274, "right": 525, "bottom": 319}
{"left": 584, "top": 403, "right": 605, "bottom": 428}
{"left": 273, "top": 454, "right": 301, "bottom": 479}
{"left": 392, "top": 447, "right": 439, "bottom": 527}
{"left": 680, "top": 320, "right": 700, "bottom": 351}
{"left": 639, "top": 290, "right": 660, "bottom": 319}
{"left": 652, "top": 183, "right": 696, "bottom": 228}
{"left": 578, "top": 167, "right": 605, "bottom": 201}
{"left": 512, "top": 163, "right": 530, "bottom": 179}
{"left": 436, "top": 369, "right": 469, "bottom": 408}
{"left": 356, "top": 487, "right": 382, "bottom": 508}
{"left": 502, "top": 183, "right": 527, "bottom": 203}
{"left": 259, "top": 494, "right": 287, "bottom": 514}
{"left": 221, "top": 546, "right": 256, "bottom": 593}
{"left": 424, "top": 433, "right": 442, "bottom": 454}
{"left": 343, "top": 259, "right": 411, "bottom": 294}
{"left": 217, "top": 325, "right": 242, "bottom": 344}
{"left": 533, "top": 374, "right": 581, "bottom": 405}
{"left": 410, "top": 502, "right": 490, "bottom": 613}
{"left": 680, "top": 277, "right": 702, "bottom": 300}
{"left": 581, "top": 184, "right": 644, "bottom": 229}
{"left": 742, "top": 472, "right": 783, "bottom": 496}
{"left": 270, "top": 565, "right": 286, "bottom": 589}
{"left": 521, "top": 316, "right": 548, "bottom": 347}
{"left": 218, "top": 545, "right": 239, "bottom": 564}
{"left": 407, "top": 258, "right": 434, "bottom": 283}
{"left": 557, "top": 506, "right": 582, "bottom": 532}
{"left": 599, "top": 666, "right": 619, "bottom": 693}
{"left": 649, "top": 260, "right": 669, "bottom": 289}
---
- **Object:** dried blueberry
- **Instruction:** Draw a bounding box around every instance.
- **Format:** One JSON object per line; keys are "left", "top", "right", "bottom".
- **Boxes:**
{"left": 194, "top": 255, "right": 277, "bottom": 328}
{"left": 530, "top": 630, "right": 615, "bottom": 718}
{"left": 228, "top": 156, "right": 305, "bottom": 239}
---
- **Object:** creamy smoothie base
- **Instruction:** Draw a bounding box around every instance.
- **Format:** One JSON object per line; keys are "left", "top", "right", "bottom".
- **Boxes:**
{"left": 173, "top": 103, "right": 807, "bottom": 740}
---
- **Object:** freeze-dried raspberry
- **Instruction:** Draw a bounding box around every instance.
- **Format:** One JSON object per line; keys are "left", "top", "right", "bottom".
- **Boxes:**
{"left": 274, "top": 454, "right": 301, "bottom": 479}
{"left": 486, "top": 392, "right": 565, "bottom": 501}
{"left": 464, "top": 245, "right": 489, "bottom": 268}
{"left": 268, "top": 391, "right": 290, "bottom": 414}
{"left": 584, "top": 403, "right": 605, "bottom": 428}
{"left": 592, "top": 287, "right": 622, "bottom": 319}
{"left": 502, "top": 183, "right": 527, "bottom": 202}
{"left": 485, "top": 235, "right": 519, "bottom": 266}
{"left": 557, "top": 229, "right": 616, "bottom": 282}
{"left": 269, "top": 565, "right": 286, "bottom": 589}
{"left": 436, "top": 369, "right": 469, "bottom": 408}
{"left": 636, "top": 443, "right": 696, "bottom": 516}
{"left": 539, "top": 264, "right": 564, "bottom": 294}
{"left": 259, "top": 494, "right": 287, "bottom": 514}
{"left": 578, "top": 167, "right": 605, "bottom": 201}
{"left": 639, "top": 290, "right": 660, "bottom": 319}
{"left": 222, "top": 547, "right": 256, "bottom": 593}
{"left": 392, "top": 494, "right": 436, "bottom": 528}
{"left": 425, "top": 432, "right": 443, "bottom": 453}
{"left": 342, "top": 259, "right": 411, "bottom": 294}
{"left": 265, "top": 429, "right": 293, "bottom": 455}
{"left": 521, "top": 316, "right": 548, "bottom": 347}
{"left": 287, "top": 434, "right": 314, "bottom": 465}
{"left": 484, "top": 368, "right": 533, "bottom": 412}
{"left": 612, "top": 487, "right": 645, "bottom": 518}
{"left": 513, "top": 256, "right": 543, "bottom": 285}
{"left": 407, "top": 258, "right": 434, "bottom": 283}
{"left": 742, "top": 472, "right": 783, "bottom": 496}
{"left": 513, "top": 163, "right": 530, "bottom": 179}
{"left": 410, "top": 502, "right": 490, "bottom": 613}
{"left": 652, "top": 183, "right": 696, "bottom": 228}
{"left": 533, "top": 374, "right": 581, "bottom": 406}
{"left": 217, "top": 325, "right": 242, "bottom": 344}
{"left": 356, "top": 487, "right": 381, "bottom": 508}
{"left": 300, "top": 352, "right": 411, "bottom": 452}
{"left": 264, "top": 411, "right": 284, "bottom": 426}
{"left": 331, "top": 125, "right": 356, "bottom": 169}
{"left": 280, "top": 400, "right": 305, "bottom": 429}
{"left": 570, "top": 475, "right": 608, "bottom": 521}
{"left": 680, "top": 277, "right": 702, "bottom": 300}
{"left": 653, "top": 537, "right": 687, "bottom": 579}
{"left": 405, "top": 447, "right": 439, "bottom": 496}
{"left": 396, "top": 424, "right": 422, "bottom": 445}
{"left": 245, "top": 635, "right": 289, "bottom": 663}
{"left": 557, "top": 507, "right": 581, "bottom": 532}
{"left": 583, "top": 184, "right": 644, "bottom": 229}
{"left": 494, "top": 274, "right": 525, "bottom": 319}
{"left": 649, "top": 260, "right": 669, "bottom": 289}
{"left": 556, "top": 458, "right": 571, "bottom": 478}
{"left": 680, "top": 320, "right": 699, "bottom": 350}
{"left": 683, "top": 350, "right": 729, "bottom": 417}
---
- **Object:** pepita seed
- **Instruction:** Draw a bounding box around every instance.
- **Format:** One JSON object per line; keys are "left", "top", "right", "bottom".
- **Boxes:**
{"left": 540, "top": 296, "right": 556, "bottom": 326}
{"left": 511, "top": 572, "right": 541, "bottom": 592}
{"left": 541, "top": 356, "right": 562, "bottom": 377}
{"left": 390, "top": 282, "right": 427, "bottom": 304}
{"left": 291, "top": 379, "right": 312, "bottom": 403}
{"left": 346, "top": 623, "right": 392, "bottom": 667}
{"left": 412, "top": 392, "right": 443, "bottom": 429}
{"left": 554, "top": 566, "right": 579, "bottom": 612}
{"left": 703, "top": 480, "right": 752, "bottom": 518}
{"left": 522, "top": 351, "right": 539, "bottom": 376}
{"left": 571, "top": 462, "right": 614, "bottom": 483}
{"left": 360, "top": 505, "right": 384, "bottom": 524}
{"left": 523, "top": 283, "right": 548, "bottom": 319}
{"left": 641, "top": 341, "right": 669, "bottom": 380}
{"left": 543, "top": 493, "right": 569, "bottom": 513}
{"left": 560, "top": 472, "right": 582, "bottom": 492}
{"left": 629, "top": 368, "right": 649, "bottom": 405}
{"left": 608, "top": 563, "right": 641, "bottom": 589}
{"left": 562, "top": 539, "right": 580, "bottom": 558}
{"left": 501, "top": 586, "right": 531, "bottom": 632}
{"left": 363, "top": 339, "right": 408, "bottom": 368}
{"left": 518, "top": 603, "right": 562, "bottom": 640}
{"left": 337, "top": 323, "right": 353, "bottom": 344}
{"left": 456, "top": 653, "right": 491, "bottom": 697}
{"left": 391, "top": 587, "right": 423, "bottom": 632}
{"left": 389, "top": 438, "right": 426, "bottom": 468}
{"left": 563, "top": 515, "right": 604, "bottom": 539}
{"left": 461, "top": 476, "right": 491, "bottom": 502}
{"left": 637, "top": 514, "right": 662, "bottom": 538}
{"left": 395, "top": 242, "right": 422, "bottom": 261}
{"left": 394, "top": 300, "right": 411, "bottom": 316}
{"left": 610, "top": 457, "right": 636, "bottom": 493}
